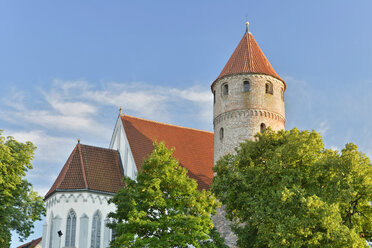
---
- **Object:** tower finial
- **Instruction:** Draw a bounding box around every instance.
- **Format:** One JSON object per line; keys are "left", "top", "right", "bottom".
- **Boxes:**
{"left": 245, "top": 21, "right": 249, "bottom": 33}
{"left": 119, "top": 107, "right": 123, "bottom": 116}
{"left": 77, "top": 139, "right": 80, "bottom": 144}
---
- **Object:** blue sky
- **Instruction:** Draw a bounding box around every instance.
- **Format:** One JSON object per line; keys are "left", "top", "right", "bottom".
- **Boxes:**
{"left": 1, "top": 1, "right": 372, "bottom": 247}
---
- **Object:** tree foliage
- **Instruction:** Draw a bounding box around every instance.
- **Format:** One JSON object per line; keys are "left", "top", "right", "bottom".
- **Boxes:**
{"left": 212, "top": 128, "right": 372, "bottom": 247}
{"left": 0, "top": 131, "right": 45, "bottom": 247}
{"left": 109, "top": 142, "right": 224, "bottom": 248}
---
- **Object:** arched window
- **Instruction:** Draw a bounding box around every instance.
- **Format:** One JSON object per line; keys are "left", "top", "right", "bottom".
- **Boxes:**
{"left": 222, "top": 83, "right": 228, "bottom": 96}
{"left": 265, "top": 81, "right": 273, "bottom": 94}
{"left": 49, "top": 213, "right": 54, "bottom": 248}
{"left": 260, "top": 123, "right": 266, "bottom": 133}
{"left": 103, "top": 217, "right": 116, "bottom": 246}
{"left": 219, "top": 128, "right": 224, "bottom": 140}
{"left": 243, "top": 81, "right": 250, "bottom": 92}
{"left": 91, "top": 211, "right": 102, "bottom": 248}
{"left": 65, "top": 209, "right": 77, "bottom": 247}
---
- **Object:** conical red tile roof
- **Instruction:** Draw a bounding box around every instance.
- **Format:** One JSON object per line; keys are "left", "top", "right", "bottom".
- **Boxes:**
{"left": 212, "top": 31, "right": 285, "bottom": 90}
{"left": 45, "top": 144, "right": 124, "bottom": 199}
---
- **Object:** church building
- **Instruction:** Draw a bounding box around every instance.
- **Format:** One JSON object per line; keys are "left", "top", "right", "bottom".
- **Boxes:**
{"left": 40, "top": 23, "right": 286, "bottom": 248}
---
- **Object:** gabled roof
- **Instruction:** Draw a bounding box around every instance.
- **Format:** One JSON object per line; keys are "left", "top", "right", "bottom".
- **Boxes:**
{"left": 17, "top": 237, "right": 42, "bottom": 248}
{"left": 121, "top": 115, "right": 214, "bottom": 190}
{"left": 212, "top": 31, "right": 285, "bottom": 90}
{"left": 45, "top": 144, "right": 124, "bottom": 199}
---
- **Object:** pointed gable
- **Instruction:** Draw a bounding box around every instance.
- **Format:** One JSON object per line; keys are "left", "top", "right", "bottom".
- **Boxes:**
{"left": 121, "top": 115, "right": 214, "bottom": 190}
{"left": 212, "top": 31, "right": 285, "bottom": 89}
{"left": 45, "top": 144, "right": 124, "bottom": 199}
{"left": 17, "top": 237, "right": 42, "bottom": 248}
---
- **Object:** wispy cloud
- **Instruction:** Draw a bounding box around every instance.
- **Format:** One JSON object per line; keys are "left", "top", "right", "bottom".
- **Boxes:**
{"left": 5, "top": 130, "right": 74, "bottom": 162}
{"left": 48, "top": 79, "right": 213, "bottom": 126}
{"left": 318, "top": 121, "right": 330, "bottom": 135}
{"left": 0, "top": 79, "right": 214, "bottom": 199}
{"left": 0, "top": 79, "right": 213, "bottom": 161}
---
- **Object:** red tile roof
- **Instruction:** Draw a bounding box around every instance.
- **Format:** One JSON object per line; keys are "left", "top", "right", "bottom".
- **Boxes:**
{"left": 121, "top": 115, "right": 214, "bottom": 190}
{"left": 45, "top": 144, "right": 124, "bottom": 199}
{"left": 17, "top": 237, "right": 42, "bottom": 248}
{"left": 212, "top": 31, "right": 286, "bottom": 90}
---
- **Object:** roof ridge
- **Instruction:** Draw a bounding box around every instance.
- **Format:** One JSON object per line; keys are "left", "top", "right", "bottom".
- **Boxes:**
{"left": 53, "top": 145, "right": 78, "bottom": 191}
{"left": 79, "top": 143, "right": 116, "bottom": 152}
{"left": 247, "top": 33, "right": 252, "bottom": 71}
{"left": 77, "top": 144, "right": 88, "bottom": 189}
{"left": 122, "top": 115, "right": 213, "bottom": 134}
{"left": 17, "top": 237, "right": 42, "bottom": 248}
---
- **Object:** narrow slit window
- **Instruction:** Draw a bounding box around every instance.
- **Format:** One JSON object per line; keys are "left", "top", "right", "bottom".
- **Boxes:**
{"left": 213, "top": 90, "right": 216, "bottom": 104}
{"left": 219, "top": 128, "right": 224, "bottom": 140}
{"left": 243, "top": 81, "right": 250, "bottom": 92}
{"left": 222, "top": 84, "right": 228, "bottom": 96}
{"left": 281, "top": 88, "right": 284, "bottom": 101}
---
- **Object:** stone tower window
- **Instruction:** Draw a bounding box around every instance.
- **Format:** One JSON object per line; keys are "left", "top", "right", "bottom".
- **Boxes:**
{"left": 213, "top": 90, "right": 216, "bottom": 104}
{"left": 222, "top": 83, "right": 228, "bottom": 96}
{"left": 265, "top": 81, "right": 273, "bottom": 94}
{"left": 281, "top": 88, "right": 284, "bottom": 101}
{"left": 243, "top": 81, "right": 250, "bottom": 92}
{"left": 260, "top": 123, "right": 266, "bottom": 133}
{"left": 219, "top": 127, "right": 224, "bottom": 140}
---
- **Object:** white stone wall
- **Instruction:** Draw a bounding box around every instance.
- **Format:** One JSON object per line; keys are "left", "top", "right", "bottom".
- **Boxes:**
{"left": 109, "top": 116, "right": 137, "bottom": 180}
{"left": 43, "top": 191, "right": 116, "bottom": 248}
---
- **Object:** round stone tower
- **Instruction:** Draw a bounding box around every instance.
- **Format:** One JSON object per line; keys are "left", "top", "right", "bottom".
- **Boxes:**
{"left": 212, "top": 23, "right": 286, "bottom": 163}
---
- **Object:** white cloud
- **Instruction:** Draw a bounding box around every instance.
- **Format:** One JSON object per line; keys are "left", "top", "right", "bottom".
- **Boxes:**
{"left": 48, "top": 80, "right": 213, "bottom": 125}
{"left": 318, "top": 121, "right": 330, "bottom": 135}
{"left": 45, "top": 96, "right": 96, "bottom": 116}
{"left": 0, "top": 79, "right": 215, "bottom": 205}
{"left": 3, "top": 130, "right": 77, "bottom": 195}
{"left": 4, "top": 130, "right": 75, "bottom": 162}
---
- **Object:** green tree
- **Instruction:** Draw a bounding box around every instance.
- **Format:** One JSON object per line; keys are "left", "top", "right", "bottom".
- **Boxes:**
{"left": 0, "top": 131, "right": 45, "bottom": 247}
{"left": 212, "top": 128, "right": 372, "bottom": 248}
{"left": 109, "top": 142, "right": 225, "bottom": 248}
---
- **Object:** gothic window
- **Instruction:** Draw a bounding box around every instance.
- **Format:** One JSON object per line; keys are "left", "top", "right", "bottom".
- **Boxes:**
{"left": 222, "top": 83, "right": 228, "bottom": 96}
{"left": 219, "top": 128, "right": 224, "bottom": 140}
{"left": 91, "top": 211, "right": 102, "bottom": 248}
{"left": 213, "top": 90, "right": 216, "bottom": 104}
{"left": 65, "top": 209, "right": 77, "bottom": 247}
{"left": 49, "top": 213, "right": 54, "bottom": 248}
{"left": 265, "top": 81, "right": 273, "bottom": 94}
{"left": 260, "top": 123, "right": 266, "bottom": 133}
{"left": 111, "top": 228, "right": 116, "bottom": 241}
{"left": 243, "top": 81, "right": 250, "bottom": 92}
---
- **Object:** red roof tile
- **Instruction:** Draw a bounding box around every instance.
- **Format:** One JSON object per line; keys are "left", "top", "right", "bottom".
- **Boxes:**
{"left": 212, "top": 31, "right": 286, "bottom": 90}
{"left": 17, "top": 237, "right": 42, "bottom": 248}
{"left": 45, "top": 144, "right": 124, "bottom": 199}
{"left": 122, "top": 115, "right": 214, "bottom": 190}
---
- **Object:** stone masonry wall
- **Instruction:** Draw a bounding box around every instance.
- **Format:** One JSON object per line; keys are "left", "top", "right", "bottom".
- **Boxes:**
{"left": 213, "top": 73, "right": 285, "bottom": 162}
{"left": 212, "top": 73, "right": 286, "bottom": 247}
